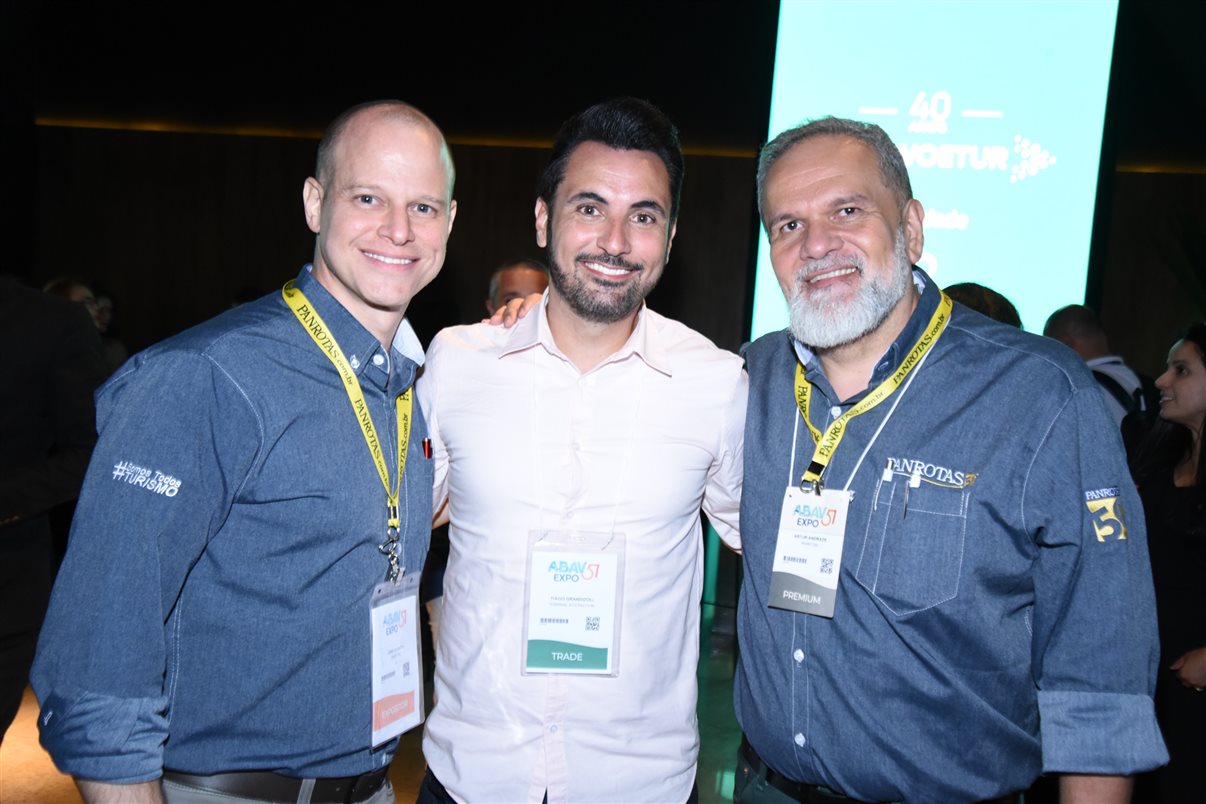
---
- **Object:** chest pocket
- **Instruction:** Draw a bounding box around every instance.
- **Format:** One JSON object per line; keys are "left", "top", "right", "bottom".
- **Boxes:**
{"left": 853, "top": 472, "right": 970, "bottom": 615}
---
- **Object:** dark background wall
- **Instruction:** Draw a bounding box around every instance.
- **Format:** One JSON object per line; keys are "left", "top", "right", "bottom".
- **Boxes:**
{"left": 10, "top": 0, "right": 1206, "bottom": 370}
{"left": 30, "top": 127, "right": 761, "bottom": 354}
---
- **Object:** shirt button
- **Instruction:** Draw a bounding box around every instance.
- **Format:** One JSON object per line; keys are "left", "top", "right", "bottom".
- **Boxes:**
{"left": 793, "top": 649, "right": 804, "bottom": 663}
{"left": 372, "top": 354, "right": 385, "bottom": 366}
{"left": 549, "top": 725, "right": 558, "bottom": 733}
{"left": 794, "top": 733, "right": 806, "bottom": 747}
{"left": 829, "top": 406, "right": 842, "bottom": 419}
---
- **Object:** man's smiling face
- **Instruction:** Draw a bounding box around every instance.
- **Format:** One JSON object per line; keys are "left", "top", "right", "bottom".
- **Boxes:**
{"left": 763, "top": 134, "right": 923, "bottom": 349}
{"left": 535, "top": 141, "right": 676, "bottom": 325}
{"left": 304, "top": 108, "right": 455, "bottom": 340}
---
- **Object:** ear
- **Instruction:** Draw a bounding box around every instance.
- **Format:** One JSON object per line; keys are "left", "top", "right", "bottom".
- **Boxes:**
{"left": 446, "top": 199, "right": 458, "bottom": 237}
{"left": 902, "top": 198, "right": 925, "bottom": 265}
{"left": 303, "top": 178, "right": 324, "bottom": 234}
{"left": 534, "top": 197, "right": 550, "bottom": 248}
{"left": 665, "top": 219, "right": 678, "bottom": 262}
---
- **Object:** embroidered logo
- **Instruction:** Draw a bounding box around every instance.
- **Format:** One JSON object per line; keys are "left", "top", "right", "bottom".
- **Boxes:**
{"left": 884, "top": 456, "right": 973, "bottom": 487}
{"left": 1084, "top": 487, "right": 1126, "bottom": 541}
{"left": 112, "top": 461, "right": 182, "bottom": 498}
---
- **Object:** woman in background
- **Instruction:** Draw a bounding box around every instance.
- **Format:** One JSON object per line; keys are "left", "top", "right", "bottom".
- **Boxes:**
{"left": 1131, "top": 322, "right": 1206, "bottom": 802}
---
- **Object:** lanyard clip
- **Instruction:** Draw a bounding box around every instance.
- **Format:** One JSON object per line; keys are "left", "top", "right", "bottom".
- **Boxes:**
{"left": 802, "top": 461, "right": 826, "bottom": 495}
{"left": 800, "top": 474, "right": 825, "bottom": 495}
{"left": 378, "top": 525, "right": 402, "bottom": 582}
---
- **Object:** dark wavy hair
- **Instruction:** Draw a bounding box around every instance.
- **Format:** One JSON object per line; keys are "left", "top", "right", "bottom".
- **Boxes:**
{"left": 1130, "top": 323, "right": 1206, "bottom": 503}
{"left": 536, "top": 98, "right": 684, "bottom": 223}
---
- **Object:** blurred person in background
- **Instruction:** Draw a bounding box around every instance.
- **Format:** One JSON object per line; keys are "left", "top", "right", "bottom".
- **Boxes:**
{"left": 1046, "top": 303, "right": 1155, "bottom": 430}
{"left": 944, "top": 281, "right": 1022, "bottom": 328}
{"left": 0, "top": 274, "right": 106, "bottom": 744}
{"left": 1131, "top": 322, "right": 1206, "bottom": 803}
{"left": 92, "top": 289, "right": 129, "bottom": 374}
{"left": 484, "top": 258, "right": 548, "bottom": 316}
{"left": 44, "top": 277, "right": 127, "bottom": 375}
{"left": 44, "top": 276, "right": 100, "bottom": 327}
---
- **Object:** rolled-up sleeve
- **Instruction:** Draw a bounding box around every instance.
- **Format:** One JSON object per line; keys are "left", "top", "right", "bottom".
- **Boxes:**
{"left": 1025, "top": 385, "right": 1167, "bottom": 774}
{"left": 31, "top": 351, "right": 259, "bottom": 782}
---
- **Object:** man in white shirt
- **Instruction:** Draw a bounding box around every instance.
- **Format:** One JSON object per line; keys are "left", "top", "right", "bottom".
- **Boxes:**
{"left": 1044, "top": 304, "right": 1149, "bottom": 425}
{"left": 417, "top": 98, "right": 746, "bottom": 804}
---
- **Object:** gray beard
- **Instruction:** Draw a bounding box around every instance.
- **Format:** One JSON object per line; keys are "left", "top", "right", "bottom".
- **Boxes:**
{"left": 788, "top": 228, "right": 912, "bottom": 350}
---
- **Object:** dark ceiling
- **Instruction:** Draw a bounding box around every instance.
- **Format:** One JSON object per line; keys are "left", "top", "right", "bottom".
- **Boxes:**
{"left": 22, "top": 0, "right": 1206, "bottom": 168}
{"left": 29, "top": 2, "right": 780, "bottom": 152}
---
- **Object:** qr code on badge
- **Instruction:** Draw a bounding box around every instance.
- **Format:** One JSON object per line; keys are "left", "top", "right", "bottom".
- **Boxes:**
{"left": 820, "top": 558, "right": 834, "bottom": 575}
{"left": 585, "top": 616, "right": 600, "bottom": 632}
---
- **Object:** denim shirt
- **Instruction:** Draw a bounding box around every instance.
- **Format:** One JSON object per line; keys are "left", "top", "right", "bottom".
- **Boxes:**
{"left": 32, "top": 266, "right": 432, "bottom": 782}
{"left": 735, "top": 271, "right": 1167, "bottom": 802}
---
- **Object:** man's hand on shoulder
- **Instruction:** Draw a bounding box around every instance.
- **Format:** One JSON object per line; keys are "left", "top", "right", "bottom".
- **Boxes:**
{"left": 1170, "top": 646, "right": 1206, "bottom": 689}
{"left": 482, "top": 293, "right": 543, "bottom": 328}
{"left": 77, "top": 779, "right": 165, "bottom": 804}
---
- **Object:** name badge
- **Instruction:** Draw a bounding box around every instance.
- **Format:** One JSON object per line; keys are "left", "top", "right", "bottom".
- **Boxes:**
{"left": 370, "top": 574, "right": 423, "bottom": 746}
{"left": 522, "top": 531, "right": 625, "bottom": 676}
{"left": 768, "top": 487, "right": 851, "bottom": 618}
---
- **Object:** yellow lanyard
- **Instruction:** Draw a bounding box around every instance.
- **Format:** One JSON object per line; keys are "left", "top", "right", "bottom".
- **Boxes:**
{"left": 282, "top": 281, "right": 412, "bottom": 577}
{"left": 795, "top": 293, "right": 953, "bottom": 488}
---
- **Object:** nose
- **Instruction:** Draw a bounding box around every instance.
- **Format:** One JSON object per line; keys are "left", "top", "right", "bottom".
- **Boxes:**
{"left": 597, "top": 216, "right": 630, "bottom": 256}
{"left": 800, "top": 220, "right": 841, "bottom": 260}
{"left": 1155, "top": 368, "right": 1172, "bottom": 391}
{"left": 379, "top": 207, "right": 414, "bottom": 245}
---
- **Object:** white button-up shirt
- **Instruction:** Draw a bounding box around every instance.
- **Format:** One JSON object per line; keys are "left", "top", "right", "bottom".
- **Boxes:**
{"left": 418, "top": 298, "right": 745, "bottom": 803}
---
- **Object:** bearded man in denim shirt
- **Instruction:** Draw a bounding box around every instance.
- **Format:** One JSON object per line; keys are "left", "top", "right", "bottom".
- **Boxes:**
{"left": 31, "top": 100, "right": 455, "bottom": 804}
{"left": 733, "top": 118, "right": 1167, "bottom": 803}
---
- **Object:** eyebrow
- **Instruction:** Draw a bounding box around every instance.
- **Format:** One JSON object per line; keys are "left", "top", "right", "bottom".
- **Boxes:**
{"left": 766, "top": 192, "right": 878, "bottom": 228}
{"left": 567, "top": 191, "right": 666, "bottom": 218}
{"left": 767, "top": 210, "right": 796, "bottom": 229}
{"left": 631, "top": 199, "right": 668, "bottom": 217}
{"left": 412, "top": 194, "right": 448, "bottom": 206}
{"left": 830, "top": 193, "right": 875, "bottom": 208}
{"left": 342, "top": 184, "right": 448, "bottom": 205}
{"left": 568, "top": 191, "right": 607, "bottom": 206}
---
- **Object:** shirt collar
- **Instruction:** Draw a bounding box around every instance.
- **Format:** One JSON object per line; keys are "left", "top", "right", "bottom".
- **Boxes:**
{"left": 294, "top": 264, "right": 417, "bottom": 380}
{"left": 793, "top": 268, "right": 938, "bottom": 396}
{"left": 499, "top": 291, "right": 672, "bottom": 376}
{"left": 391, "top": 319, "right": 425, "bottom": 366}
